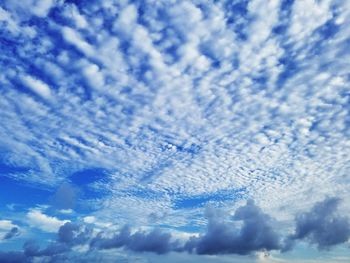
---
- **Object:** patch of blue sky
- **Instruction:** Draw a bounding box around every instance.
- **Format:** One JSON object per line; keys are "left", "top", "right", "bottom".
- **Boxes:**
{"left": 69, "top": 167, "right": 109, "bottom": 185}
{"left": 224, "top": 0, "right": 251, "bottom": 41}
{"left": 0, "top": 174, "right": 50, "bottom": 206}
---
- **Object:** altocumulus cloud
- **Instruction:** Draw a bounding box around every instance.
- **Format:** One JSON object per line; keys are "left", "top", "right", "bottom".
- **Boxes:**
{"left": 1, "top": 0, "right": 350, "bottom": 261}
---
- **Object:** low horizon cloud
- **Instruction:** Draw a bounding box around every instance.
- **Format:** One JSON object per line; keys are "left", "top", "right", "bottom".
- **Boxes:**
{"left": 1, "top": 197, "right": 349, "bottom": 262}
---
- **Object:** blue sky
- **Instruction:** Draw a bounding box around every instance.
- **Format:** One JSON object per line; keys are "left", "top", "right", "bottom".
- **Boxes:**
{"left": 0, "top": 0, "right": 350, "bottom": 262}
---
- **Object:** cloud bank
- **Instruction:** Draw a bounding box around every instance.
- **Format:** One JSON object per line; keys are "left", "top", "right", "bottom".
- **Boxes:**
{"left": 284, "top": 197, "right": 350, "bottom": 251}
{"left": 185, "top": 200, "right": 281, "bottom": 255}
{"left": 1, "top": 198, "right": 349, "bottom": 262}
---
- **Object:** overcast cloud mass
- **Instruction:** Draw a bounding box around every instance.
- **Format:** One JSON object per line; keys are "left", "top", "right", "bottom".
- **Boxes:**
{"left": 1, "top": 0, "right": 350, "bottom": 262}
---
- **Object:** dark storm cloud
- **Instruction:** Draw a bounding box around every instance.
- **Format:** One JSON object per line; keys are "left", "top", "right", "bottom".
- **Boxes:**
{"left": 3, "top": 227, "right": 19, "bottom": 240}
{"left": 186, "top": 200, "right": 282, "bottom": 255}
{"left": 283, "top": 197, "right": 350, "bottom": 251}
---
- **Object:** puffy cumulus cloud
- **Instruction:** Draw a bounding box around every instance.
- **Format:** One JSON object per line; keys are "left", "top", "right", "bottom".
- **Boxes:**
{"left": 0, "top": 222, "right": 89, "bottom": 262}
{"left": 85, "top": 200, "right": 283, "bottom": 256}
{"left": 58, "top": 222, "right": 92, "bottom": 246}
{"left": 0, "top": 220, "right": 20, "bottom": 241}
{"left": 26, "top": 209, "right": 70, "bottom": 233}
{"left": 185, "top": 200, "right": 281, "bottom": 255}
{"left": 284, "top": 197, "right": 350, "bottom": 251}
{"left": 0, "top": 220, "right": 16, "bottom": 230}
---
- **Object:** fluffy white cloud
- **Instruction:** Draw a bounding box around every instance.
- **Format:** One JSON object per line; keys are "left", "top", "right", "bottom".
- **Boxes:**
{"left": 27, "top": 209, "right": 70, "bottom": 233}
{"left": 0, "top": 220, "right": 19, "bottom": 241}
{"left": 0, "top": 220, "right": 16, "bottom": 230}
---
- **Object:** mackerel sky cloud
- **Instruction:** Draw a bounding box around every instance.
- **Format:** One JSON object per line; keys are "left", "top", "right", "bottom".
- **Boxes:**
{"left": 0, "top": 0, "right": 350, "bottom": 262}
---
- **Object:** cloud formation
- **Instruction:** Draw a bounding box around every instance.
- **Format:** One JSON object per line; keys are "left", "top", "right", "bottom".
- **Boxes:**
{"left": 89, "top": 200, "right": 283, "bottom": 256}
{"left": 284, "top": 197, "right": 350, "bottom": 251}
{"left": 1, "top": 198, "right": 350, "bottom": 262}
{"left": 1, "top": 0, "right": 349, "bottom": 213}
{"left": 3, "top": 227, "right": 19, "bottom": 240}
{"left": 186, "top": 200, "right": 281, "bottom": 255}
{"left": 1, "top": 0, "right": 350, "bottom": 261}
{"left": 26, "top": 209, "right": 70, "bottom": 233}
{"left": 91, "top": 225, "right": 181, "bottom": 254}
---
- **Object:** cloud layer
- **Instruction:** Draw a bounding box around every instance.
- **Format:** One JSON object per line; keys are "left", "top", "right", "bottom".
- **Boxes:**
{"left": 1, "top": 198, "right": 349, "bottom": 262}
{"left": 1, "top": 0, "right": 350, "bottom": 261}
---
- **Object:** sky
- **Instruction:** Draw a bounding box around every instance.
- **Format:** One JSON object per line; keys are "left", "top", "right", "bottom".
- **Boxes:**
{"left": 0, "top": 0, "right": 350, "bottom": 262}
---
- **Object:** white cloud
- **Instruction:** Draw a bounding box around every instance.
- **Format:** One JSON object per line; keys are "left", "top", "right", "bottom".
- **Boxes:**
{"left": 62, "top": 4, "right": 88, "bottom": 29}
{"left": 27, "top": 209, "right": 70, "bottom": 233}
{"left": 0, "top": 220, "right": 16, "bottom": 230}
{"left": 20, "top": 75, "right": 52, "bottom": 99}
{"left": 289, "top": 0, "right": 332, "bottom": 43}
{"left": 1, "top": 0, "right": 350, "bottom": 239}
{"left": 30, "top": 0, "right": 55, "bottom": 17}
{"left": 59, "top": 209, "right": 74, "bottom": 214}
{"left": 3, "top": 0, "right": 56, "bottom": 19}
{"left": 0, "top": 220, "right": 19, "bottom": 241}
{"left": 62, "top": 26, "right": 94, "bottom": 56}
{"left": 116, "top": 4, "right": 138, "bottom": 29}
{"left": 83, "top": 216, "right": 96, "bottom": 224}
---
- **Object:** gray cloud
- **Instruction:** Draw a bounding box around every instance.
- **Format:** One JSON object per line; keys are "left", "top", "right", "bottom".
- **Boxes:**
{"left": 3, "top": 227, "right": 19, "bottom": 240}
{"left": 284, "top": 197, "right": 350, "bottom": 251}
{"left": 186, "top": 200, "right": 281, "bottom": 255}
{"left": 1, "top": 198, "right": 349, "bottom": 262}
{"left": 24, "top": 240, "right": 69, "bottom": 257}
{"left": 91, "top": 225, "right": 181, "bottom": 254}
{"left": 91, "top": 200, "right": 282, "bottom": 256}
{"left": 58, "top": 222, "right": 92, "bottom": 245}
{"left": 0, "top": 240, "right": 68, "bottom": 263}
